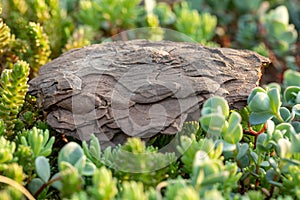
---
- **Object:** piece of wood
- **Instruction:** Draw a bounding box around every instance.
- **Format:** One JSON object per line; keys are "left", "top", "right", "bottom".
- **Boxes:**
{"left": 29, "top": 40, "right": 270, "bottom": 147}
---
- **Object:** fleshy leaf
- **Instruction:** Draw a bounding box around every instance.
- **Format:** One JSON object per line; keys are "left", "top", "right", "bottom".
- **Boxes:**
{"left": 35, "top": 156, "right": 50, "bottom": 183}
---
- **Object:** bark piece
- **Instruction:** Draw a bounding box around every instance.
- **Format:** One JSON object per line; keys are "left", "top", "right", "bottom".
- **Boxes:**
{"left": 29, "top": 40, "right": 270, "bottom": 147}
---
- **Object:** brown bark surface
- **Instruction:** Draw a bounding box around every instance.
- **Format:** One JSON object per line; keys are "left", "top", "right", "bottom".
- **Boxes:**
{"left": 29, "top": 40, "right": 270, "bottom": 146}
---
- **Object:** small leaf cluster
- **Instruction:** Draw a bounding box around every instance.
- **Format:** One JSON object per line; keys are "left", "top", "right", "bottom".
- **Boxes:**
{"left": 174, "top": 2, "right": 217, "bottom": 44}
{"left": 29, "top": 136, "right": 173, "bottom": 199}
{"left": 0, "top": 61, "right": 29, "bottom": 134}
{"left": 0, "top": 125, "right": 54, "bottom": 200}
{"left": 247, "top": 70, "right": 300, "bottom": 125}
{"left": 200, "top": 96, "right": 243, "bottom": 144}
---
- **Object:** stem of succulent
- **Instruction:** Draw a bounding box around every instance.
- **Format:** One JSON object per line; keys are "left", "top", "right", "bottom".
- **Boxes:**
{"left": 33, "top": 175, "right": 62, "bottom": 198}
{"left": 255, "top": 152, "right": 265, "bottom": 188}
{"left": 244, "top": 122, "right": 268, "bottom": 149}
{"left": 275, "top": 113, "right": 285, "bottom": 123}
{"left": 268, "top": 174, "right": 278, "bottom": 199}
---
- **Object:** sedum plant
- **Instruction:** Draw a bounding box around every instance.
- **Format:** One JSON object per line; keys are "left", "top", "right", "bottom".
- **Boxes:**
{"left": 0, "top": 61, "right": 30, "bottom": 134}
{"left": 174, "top": 2, "right": 217, "bottom": 45}
{"left": 76, "top": 0, "right": 142, "bottom": 36}
{"left": 0, "top": 17, "right": 10, "bottom": 56}
{"left": 26, "top": 22, "right": 51, "bottom": 78}
{"left": 0, "top": 126, "right": 55, "bottom": 199}
{"left": 261, "top": 5, "right": 298, "bottom": 58}
{"left": 63, "top": 25, "right": 94, "bottom": 52}
{"left": 3, "top": 0, "right": 72, "bottom": 58}
{"left": 199, "top": 96, "right": 243, "bottom": 144}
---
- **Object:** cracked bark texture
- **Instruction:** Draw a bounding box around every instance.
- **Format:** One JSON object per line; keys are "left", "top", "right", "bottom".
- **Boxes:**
{"left": 29, "top": 40, "right": 270, "bottom": 147}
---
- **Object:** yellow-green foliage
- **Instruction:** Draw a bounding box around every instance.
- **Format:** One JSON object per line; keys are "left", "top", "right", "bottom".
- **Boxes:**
{"left": 27, "top": 22, "right": 51, "bottom": 77}
{"left": 0, "top": 15, "right": 12, "bottom": 71}
{"left": 0, "top": 136, "right": 26, "bottom": 199}
{"left": 0, "top": 5, "right": 51, "bottom": 77}
{"left": 63, "top": 25, "right": 93, "bottom": 52}
{"left": 174, "top": 2, "right": 217, "bottom": 44}
{"left": 3, "top": 0, "right": 72, "bottom": 58}
{"left": 0, "top": 18, "right": 10, "bottom": 55}
{"left": 77, "top": 0, "right": 142, "bottom": 35}
{"left": 0, "top": 61, "right": 30, "bottom": 135}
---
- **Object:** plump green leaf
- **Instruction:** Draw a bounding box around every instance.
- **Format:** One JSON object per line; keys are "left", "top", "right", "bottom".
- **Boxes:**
{"left": 291, "top": 133, "right": 300, "bottom": 153}
{"left": 222, "top": 140, "right": 236, "bottom": 152}
{"left": 266, "top": 169, "right": 276, "bottom": 182}
{"left": 238, "top": 155, "right": 250, "bottom": 168}
{"left": 201, "top": 96, "right": 229, "bottom": 117}
{"left": 58, "top": 142, "right": 85, "bottom": 171}
{"left": 199, "top": 113, "right": 225, "bottom": 136}
{"left": 237, "top": 143, "right": 249, "bottom": 160}
{"left": 256, "top": 133, "right": 272, "bottom": 151}
{"left": 247, "top": 87, "right": 266, "bottom": 104}
{"left": 278, "top": 138, "right": 291, "bottom": 158}
{"left": 283, "top": 69, "right": 300, "bottom": 87}
{"left": 276, "top": 123, "right": 296, "bottom": 139}
{"left": 292, "top": 104, "right": 300, "bottom": 117}
{"left": 223, "top": 112, "right": 243, "bottom": 144}
{"left": 50, "top": 172, "right": 62, "bottom": 190}
{"left": 28, "top": 178, "right": 44, "bottom": 195}
{"left": 292, "top": 121, "right": 300, "bottom": 133}
{"left": 250, "top": 152, "right": 258, "bottom": 164}
{"left": 88, "top": 166, "right": 117, "bottom": 200}
{"left": 279, "top": 107, "right": 294, "bottom": 122}
{"left": 249, "top": 111, "right": 274, "bottom": 125}
{"left": 82, "top": 160, "right": 96, "bottom": 176}
{"left": 260, "top": 161, "right": 270, "bottom": 167}
{"left": 284, "top": 86, "right": 300, "bottom": 104}
{"left": 35, "top": 156, "right": 50, "bottom": 183}
{"left": 267, "top": 88, "right": 281, "bottom": 115}
{"left": 248, "top": 92, "right": 271, "bottom": 112}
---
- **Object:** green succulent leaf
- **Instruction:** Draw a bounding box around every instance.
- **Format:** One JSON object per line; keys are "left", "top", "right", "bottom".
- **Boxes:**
{"left": 237, "top": 143, "right": 249, "bottom": 160}
{"left": 267, "top": 88, "right": 281, "bottom": 115}
{"left": 222, "top": 111, "right": 243, "bottom": 144}
{"left": 278, "top": 138, "right": 291, "bottom": 158}
{"left": 283, "top": 69, "right": 300, "bottom": 87}
{"left": 88, "top": 166, "right": 117, "bottom": 200}
{"left": 28, "top": 178, "right": 44, "bottom": 195}
{"left": 200, "top": 113, "right": 225, "bottom": 137}
{"left": 50, "top": 172, "right": 62, "bottom": 190}
{"left": 247, "top": 87, "right": 266, "bottom": 104}
{"left": 290, "top": 133, "right": 300, "bottom": 153}
{"left": 248, "top": 92, "right": 271, "bottom": 112}
{"left": 284, "top": 86, "right": 300, "bottom": 104}
{"left": 249, "top": 111, "right": 274, "bottom": 125}
{"left": 35, "top": 156, "right": 50, "bottom": 183}
{"left": 21, "top": 127, "right": 54, "bottom": 158}
{"left": 279, "top": 107, "right": 294, "bottom": 122}
{"left": 276, "top": 123, "right": 296, "bottom": 139}
{"left": 82, "top": 160, "right": 96, "bottom": 176}
{"left": 292, "top": 104, "right": 300, "bottom": 117}
{"left": 82, "top": 134, "right": 102, "bottom": 167}
{"left": 58, "top": 142, "right": 85, "bottom": 171}
{"left": 256, "top": 133, "right": 272, "bottom": 151}
{"left": 201, "top": 96, "right": 229, "bottom": 117}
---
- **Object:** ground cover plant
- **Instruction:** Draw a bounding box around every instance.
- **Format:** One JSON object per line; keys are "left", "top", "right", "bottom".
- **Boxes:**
{"left": 0, "top": 0, "right": 300, "bottom": 199}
